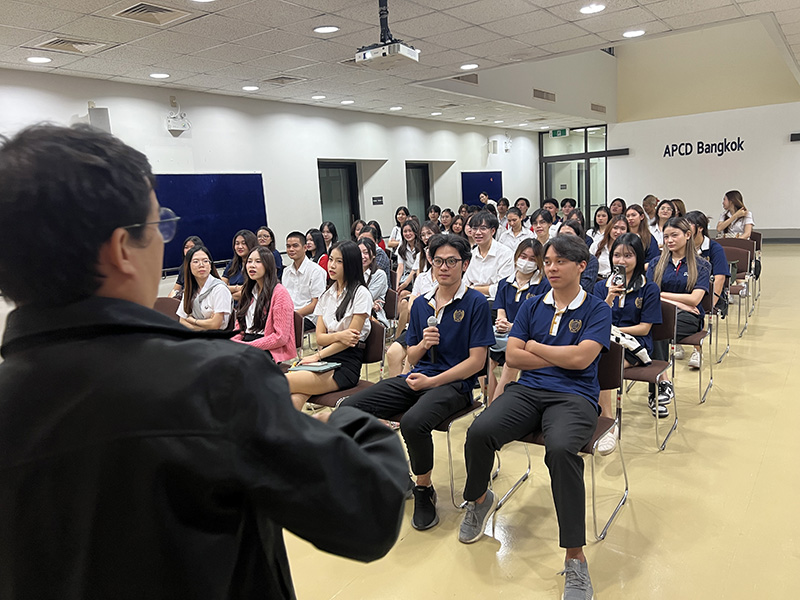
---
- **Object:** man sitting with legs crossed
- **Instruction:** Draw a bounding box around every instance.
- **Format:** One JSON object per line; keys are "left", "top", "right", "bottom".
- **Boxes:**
{"left": 340, "top": 234, "right": 495, "bottom": 530}
{"left": 460, "top": 234, "right": 611, "bottom": 600}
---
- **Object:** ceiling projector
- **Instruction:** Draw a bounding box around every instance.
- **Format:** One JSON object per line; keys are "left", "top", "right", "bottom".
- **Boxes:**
{"left": 356, "top": 42, "right": 420, "bottom": 69}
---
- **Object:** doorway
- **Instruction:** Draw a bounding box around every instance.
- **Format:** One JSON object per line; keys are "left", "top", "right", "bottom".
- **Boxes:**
{"left": 318, "top": 161, "right": 359, "bottom": 238}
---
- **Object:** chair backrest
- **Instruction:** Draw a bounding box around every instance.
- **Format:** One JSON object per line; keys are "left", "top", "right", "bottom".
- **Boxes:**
{"left": 651, "top": 301, "right": 677, "bottom": 343}
{"left": 700, "top": 287, "right": 713, "bottom": 313}
{"left": 750, "top": 231, "right": 762, "bottom": 253}
{"left": 153, "top": 297, "right": 181, "bottom": 321}
{"left": 598, "top": 341, "right": 623, "bottom": 391}
{"left": 363, "top": 320, "right": 386, "bottom": 364}
{"left": 717, "top": 237, "right": 756, "bottom": 259}
{"left": 720, "top": 246, "right": 750, "bottom": 281}
{"left": 384, "top": 288, "right": 398, "bottom": 320}
{"left": 389, "top": 269, "right": 397, "bottom": 291}
{"left": 293, "top": 311, "right": 303, "bottom": 351}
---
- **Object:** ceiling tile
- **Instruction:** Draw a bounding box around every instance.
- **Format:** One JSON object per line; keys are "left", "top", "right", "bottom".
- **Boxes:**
{"left": 546, "top": 0, "right": 639, "bottom": 21}
{"left": 17, "top": 0, "right": 111, "bottom": 12}
{"left": 577, "top": 7, "right": 662, "bottom": 33}
{"left": 54, "top": 67, "right": 114, "bottom": 80}
{"left": 217, "top": 0, "right": 322, "bottom": 27}
{"left": 781, "top": 20, "right": 800, "bottom": 35}
{"left": 168, "top": 73, "right": 241, "bottom": 89}
{"left": 422, "top": 26, "right": 502, "bottom": 50}
{"left": 204, "top": 63, "right": 282, "bottom": 81}
{"left": 0, "top": 25, "right": 45, "bottom": 47}
{"left": 119, "top": 66, "right": 198, "bottom": 82}
{"left": 483, "top": 11, "right": 567, "bottom": 36}
{"left": 408, "top": 0, "right": 477, "bottom": 10}
{"left": 646, "top": 0, "right": 735, "bottom": 20}
{"left": 0, "top": 1, "right": 82, "bottom": 31}
{"left": 460, "top": 38, "right": 535, "bottom": 59}
{"left": 194, "top": 44, "right": 273, "bottom": 64}
{"left": 0, "top": 46, "right": 83, "bottom": 68}
{"left": 334, "top": 1, "right": 435, "bottom": 26}
{"left": 286, "top": 40, "right": 355, "bottom": 62}
{"left": 283, "top": 0, "right": 359, "bottom": 12}
{"left": 515, "top": 23, "right": 590, "bottom": 46}
{"left": 54, "top": 15, "right": 159, "bottom": 44}
{"left": 775, "top": 8, "right": 800, "bottom": 24}
{"left": 170, "top": 15, "right": 268, "bottom": 43}
{"left": 237, "top": 29, "right": 317, "bottom": 52}
{"left": 444, "top": 0, "right": 544, "bottom": 25}
{"left": 51, "top": 56, "right": 135, "bottom": 76}
{"left": 537, "top": 33, "right": 607, "bottom": 53}
{"left": 662, "top": 5, "right": 742, "bottom": 28}
{"left": 96, "top": 44, "right": 180, "bottom": 66}
{"left": 391, "top": 12, "right": 472, "bottom": 39}
{"left": 131, "top": 30, "right": 223, "bottom": 53}
{"left": 739, "top": 0, "right": 800, "bottom": 13}
{"left": 595, "top": 20, "right": 670, "bottom": 41}
{"left": 246, "top": 53, "right": 316, "bottom": 71}
{"left": 154, "top": 54, "right": 231, "bottom": 74}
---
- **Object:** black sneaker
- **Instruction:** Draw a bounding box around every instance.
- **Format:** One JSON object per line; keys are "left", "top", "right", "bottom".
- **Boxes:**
{"left": 657, "top": 381, "right": 674, "bottom": 405}
{"left": 648, "top": 396, "right": 669, "bottom": 419}
{"left": 411, "top": 485, "right": 439, "bottom": 530}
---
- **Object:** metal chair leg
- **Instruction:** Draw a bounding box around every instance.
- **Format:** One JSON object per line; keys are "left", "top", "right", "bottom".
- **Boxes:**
{"left": 591, "top": 429, "right": 629, "bottom": 541}
{"left": 495, "top": 444, "right": 531, "bottom": 511}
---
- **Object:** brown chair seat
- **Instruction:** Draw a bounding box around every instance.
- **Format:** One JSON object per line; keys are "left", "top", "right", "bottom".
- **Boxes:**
{"left": 309, "top": 380, "right": 375, "bottom": 408}
{"left": 520, "top": 415, "right": 616, "bottom": 454}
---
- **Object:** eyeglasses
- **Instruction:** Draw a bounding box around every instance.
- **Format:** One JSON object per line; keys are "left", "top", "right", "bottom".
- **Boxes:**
{"left": 432, "top": 257, "right": 463, "bottom": 268}
{"left": 123, "top": 206, "right": 180, "bottom": 243}
{"left": 473, "top": 226, "right": 491, "bottom": 233}
{"left": 190, "top": 258, "right": 211, "bottom": 266}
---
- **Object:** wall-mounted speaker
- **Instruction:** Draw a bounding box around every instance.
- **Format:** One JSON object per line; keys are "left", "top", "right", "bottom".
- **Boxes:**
{"left": 88, "top": 107, "right": 111, "bottom": 133}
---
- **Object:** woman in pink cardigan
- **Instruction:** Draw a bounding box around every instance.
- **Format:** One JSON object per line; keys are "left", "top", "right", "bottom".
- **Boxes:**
{"left": 232, "top": 246, "right": 296, "bottom": 362}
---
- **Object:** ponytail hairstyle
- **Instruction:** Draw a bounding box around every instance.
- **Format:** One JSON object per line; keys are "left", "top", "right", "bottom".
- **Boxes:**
{"left": 182, "top": 246, "right": 221, "bottom": 316}
{"left": 596, "top": 215, "right": 628, "bottom": 257}
{"left": 652, "top": 217, "right": 699, "bottom": 291}
{"left": 684, "top": 210, "right": 710, "bottom": 240}
{"left": 331, "top": 240, "right": 367, "bottom": 322}
{"left": 722, "top": 190, "right": 745, "bottom": 234}
{"left": 305, "top": 228, "right": 327, "bottom": 262}
{"left": 236, "top": 246, "right": 278, "bottom": 332}
{"left": 609, "top": 233, "right": 646, "bottom": 290}
{"left": 626, "top": 203, "right": 653, "bottom": 249}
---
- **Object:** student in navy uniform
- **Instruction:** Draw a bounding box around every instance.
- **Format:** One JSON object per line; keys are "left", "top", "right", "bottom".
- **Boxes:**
{"left": 592, "top": 233, "right": 662, "bottom": 450}
{"left": 626, "top": 204, "right": 660, "bottom": 266}
{"left": 648, "top": 216, "right": 711, "bottom": 408}
{"left": 488, "top": 238, "right": 550, "bottom": 403}
{"left": 458, "top": 235, "right": 611, "bottom": 600}
{"left": 340, "top": 234, "right": 494, "bottom": 531}
{"left": 558, "top": 219, "right": 599, "bottom": 291}
{"left": 684, "top": 210, "right": 729, "bottom": 368}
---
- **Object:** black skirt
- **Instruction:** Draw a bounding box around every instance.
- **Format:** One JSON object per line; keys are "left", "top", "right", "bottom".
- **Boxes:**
{"left": 328, "top": 345, "right": 365, "bottom": 390}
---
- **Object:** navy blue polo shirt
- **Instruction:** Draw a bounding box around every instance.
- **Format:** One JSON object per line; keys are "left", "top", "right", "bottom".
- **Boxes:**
{"left": 645, "top": 236, "right": 661, "bottom": 265}
{"left": 592, "top": 277, "right": 662, "bottom": 353}
{"left": 649, "top": 257, "right": 711, "bottom": 318}
{"left": 699, "top": 237, "right": 730, "bottom": 278}
{"left": 223, "top": 261, "right": 244, "bottom": 287}
{"left": 510, "top": 289, "right": 611, "bottom": 407}
{"left": 406, "top": 282, "right": 495, "bottom": 394}
{"left": 494, "top": 274, "right": 551, "bottom": 323}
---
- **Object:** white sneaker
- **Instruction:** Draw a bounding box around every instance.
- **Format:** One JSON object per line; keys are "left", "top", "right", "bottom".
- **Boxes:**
{"left": 597, "top": 425, "right": 618, "bottom": 456}
{"left": 688, "top": 350, "right": 701, "bottom": 369}
{"left": 674, "top": 344, "right": 685, "bottom": 360}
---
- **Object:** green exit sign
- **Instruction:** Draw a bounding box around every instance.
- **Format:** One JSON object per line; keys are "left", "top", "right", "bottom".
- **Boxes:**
{"left": 550, "top": 129, "right": 568, "bottom": 138}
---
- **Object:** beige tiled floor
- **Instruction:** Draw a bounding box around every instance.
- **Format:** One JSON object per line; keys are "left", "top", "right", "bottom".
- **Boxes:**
{"left": 284, "top": 244, "right": 799, "bottom": 599}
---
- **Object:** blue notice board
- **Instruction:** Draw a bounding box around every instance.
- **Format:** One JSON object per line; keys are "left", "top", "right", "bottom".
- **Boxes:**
{"left": 155, "top": 174, "right": 266, "bottom": 271}
{"left": 461, "top": 171, "right": 503, "bottom": 206}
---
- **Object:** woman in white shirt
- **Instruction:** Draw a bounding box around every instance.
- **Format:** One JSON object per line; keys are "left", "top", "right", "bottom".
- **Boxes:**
{"left": 649, "top": 199, "right": 676, "bottom": 248}
{"left": 716, "top": 190, "right": 754, "bottom": 239}
{"left": 177, "top": 246, "right": 232, "bottom": 330}
{"left": 359, "top": 238, "right": 388, "bottom": 327}
{"left": 498, "top": 207, "right": 534, "bottom": 251}
{"left": 387, "top": 206, "right": 410, "bottom": 253}
{"left": 590, "top": 215, "right": 629, "bottom": 278}
{"left": 285, "top": 240, "right": 373, "bottom": 410}
{"left": 396, "top": 220, "right": 423, "bottom": 295}
{"left": 587, "top": 206, "right": 611, "bottom": 244}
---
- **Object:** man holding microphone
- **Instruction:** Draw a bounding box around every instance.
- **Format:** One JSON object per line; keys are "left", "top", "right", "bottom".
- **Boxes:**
{"left": 341, "top": 234, "right": 495, "bottom": 531}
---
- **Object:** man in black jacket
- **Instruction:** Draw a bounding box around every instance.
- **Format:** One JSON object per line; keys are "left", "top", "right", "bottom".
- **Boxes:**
{"left": 0, "top": 124, "right": 408, "bottom": 599}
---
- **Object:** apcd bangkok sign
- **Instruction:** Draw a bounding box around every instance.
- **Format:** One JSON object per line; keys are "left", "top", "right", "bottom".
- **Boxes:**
{"left": 663, "top": 137, "right": 745, "bottom": 158}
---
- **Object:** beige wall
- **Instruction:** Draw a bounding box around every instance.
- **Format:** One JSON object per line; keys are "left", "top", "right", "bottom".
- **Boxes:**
{"left": 617, "top": 19, "right": 800, "bottom": 122}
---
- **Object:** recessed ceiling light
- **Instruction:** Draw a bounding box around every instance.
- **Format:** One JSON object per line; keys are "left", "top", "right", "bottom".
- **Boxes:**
{"left": 460, "top": 63, "right": 479, "bottom": 71}
{"left": 430, "top": 112, "right": 442, "bottom": 116}
{"left": 149, "top": 73, "right": 170, "bottom": 79}
{"left": 464, "top": 116, "right": 476, "bottom": 121}
{"left": 579, "top": 3, "right": 605, "bottom": 14}
{"left": 540, "top": 125, "right": 550, "bottom": 130}
{"left": 518, "top": 123, "right": 528, "bottom": 127}
{"left": 26, "top": 56, "right": 52, "bottom": 64}
{"left": 242, "top": 85, "right": 259, "bottom": 91}
{"left": 313, "top": 25, "right": 339, "bottom": 34}
{"left": 191, "top": 0, "right": 217, "bottom": 3}
{"left": 623, "top": 29, "right": 645, "bottom": 38}
{"left": 311, "top": 95, "right": 326, "bottom": 100}
{"left": 494, "top": 120, "right": 504, "bottom": 124}
{"left": 389, "top": 106, "right": 403, "bottom": 111}
{"left": 340, "top": 100, "right": 354, "bottom": 105}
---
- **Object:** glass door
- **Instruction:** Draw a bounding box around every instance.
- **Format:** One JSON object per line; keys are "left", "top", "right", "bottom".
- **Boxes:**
{"left": 318, "top": 161, "right": 359, "bottom": 237}
{"left": 544, "top": 159, "right": 585, "bottom": 205}
{"left": 405, "top": 163, "right": 430, "bottom": 220}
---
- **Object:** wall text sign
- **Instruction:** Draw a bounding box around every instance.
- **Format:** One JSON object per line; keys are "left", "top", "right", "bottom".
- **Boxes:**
{"left": 663, "top": 137, "right": 745, "bottom": 158}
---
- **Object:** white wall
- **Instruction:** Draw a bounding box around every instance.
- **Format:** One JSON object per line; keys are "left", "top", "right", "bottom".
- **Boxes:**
{"left": 607, "top": 101, "right": 800, "bottom": 235}
{"left": 0, "top": 68, "right": 539, "bottom": 239}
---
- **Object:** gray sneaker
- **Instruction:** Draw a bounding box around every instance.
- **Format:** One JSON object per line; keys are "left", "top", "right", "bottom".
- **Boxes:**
{"left": 560, "top": 558, "right": 594, "bottom": 600}
{"left": 458, "top": 489, "right": 497, "bottom": 543}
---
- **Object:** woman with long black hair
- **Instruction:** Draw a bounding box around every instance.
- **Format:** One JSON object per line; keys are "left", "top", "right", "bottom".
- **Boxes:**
{"left": 177, "top": 245, "right": 233, "bottom": 331}
{"left": 230, "top": 246, "right": 296, "bottom": 361}
{"left": 388, "top": 206, "right": 410, "bottom": 253}
{"left": 222, "top": 229, "right": 257, "bottom": 302}
{"left": 396, "top": 219, "right": 423, "bottom": 294}
{"left": 285, "top": 240, "right": 373, "bottom": 410}
{"left": 359, "top": 237, "right": 389, "bottom": 327}
{"left": 306, "top": 228, "right": 329, "bottom": 272}
{"left": 626, "top": 203, "right": 660, "bottom": 266}
{"left": 320, "top": 221, "right": 338, "bottom": 254}
{"left": 256, "top": 226, "right": 283, "bottom": 280}
{"left": 168, "top": 235, "right": 204, "bottom": 299}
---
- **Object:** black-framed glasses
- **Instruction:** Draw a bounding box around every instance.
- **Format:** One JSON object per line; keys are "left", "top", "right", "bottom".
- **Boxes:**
{"left": 432, "top": 257, "right": 463, "bottom": 268}
{"left": 123, "top": 207, "right": 180, "bottom": 243}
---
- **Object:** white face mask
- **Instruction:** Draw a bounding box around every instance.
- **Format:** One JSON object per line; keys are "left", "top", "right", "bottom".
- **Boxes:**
{"left": 516, "top": 258, "right": 537, "bottom": 274}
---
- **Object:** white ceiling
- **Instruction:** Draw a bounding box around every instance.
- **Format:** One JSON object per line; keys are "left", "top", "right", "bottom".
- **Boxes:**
{"left": 1, "top": 0, "right": 799, "bottom": 129}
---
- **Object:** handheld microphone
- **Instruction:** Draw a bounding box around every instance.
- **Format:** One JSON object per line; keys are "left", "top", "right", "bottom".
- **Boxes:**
{"left": 426, "top": 315, "right": 438, "bottom": 363}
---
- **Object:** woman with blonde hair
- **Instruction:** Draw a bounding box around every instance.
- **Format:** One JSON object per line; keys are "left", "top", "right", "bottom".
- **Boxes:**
{"left": 716, "top": 190, "right": 754, "bottom": 239}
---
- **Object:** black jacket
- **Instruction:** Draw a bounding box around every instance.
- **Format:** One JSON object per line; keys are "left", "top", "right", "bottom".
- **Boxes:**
{"left": 0, "top": 297, "right": 407, "bottom": 599}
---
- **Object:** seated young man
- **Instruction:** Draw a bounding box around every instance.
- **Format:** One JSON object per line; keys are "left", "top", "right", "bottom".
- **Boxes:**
{"left": 459, "top": 235, "right": 611, "bottom": 600}
{"left": 463, "top": 211, "right": 514, "bottom": 302}
{"left": 340, "top": 234, "right": 495, "bottom": 530}
{"left": 282, "top": 231, "right": 327, "bottom": 331}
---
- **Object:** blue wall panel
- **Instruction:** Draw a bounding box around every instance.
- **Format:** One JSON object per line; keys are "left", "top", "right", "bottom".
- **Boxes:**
{"left": 461, "top": 171, "right": 503, "bottom": 206}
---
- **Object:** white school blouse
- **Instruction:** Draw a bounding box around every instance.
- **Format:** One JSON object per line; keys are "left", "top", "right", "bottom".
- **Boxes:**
{"left": 313, "top": 284, "right": 373, "bottom": 342}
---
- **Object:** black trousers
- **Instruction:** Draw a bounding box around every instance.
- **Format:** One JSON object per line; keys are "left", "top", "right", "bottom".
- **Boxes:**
{"left": 463, "top": 383, "right": 598, "bottom": 548}
{"left": 339, "top": 377, "right": 471, "bottom": 475}
{"left": 652, "top": 309, "right": 703, "bottom": 362}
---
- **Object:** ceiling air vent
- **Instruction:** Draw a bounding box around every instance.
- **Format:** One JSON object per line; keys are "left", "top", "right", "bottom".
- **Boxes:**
{"left": 113, "top": 3, "right": 191, "bottom": 26}
{"left": 533, "top": 88, "right": 556, "bottom": 102}
{"left": 591, "top": 103, "right": 607, "bottom": 114}
{"left": 452, "top": 73, "right": 478, "bottom": 84}
{"left": 434, "top": 102, "right": 463, "bottom": 109}
{"left": 264, "top": 75, "right": 307, "bottom": 85}
{"left": 34, "top": 38, "right": 107, "bottom": 54}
